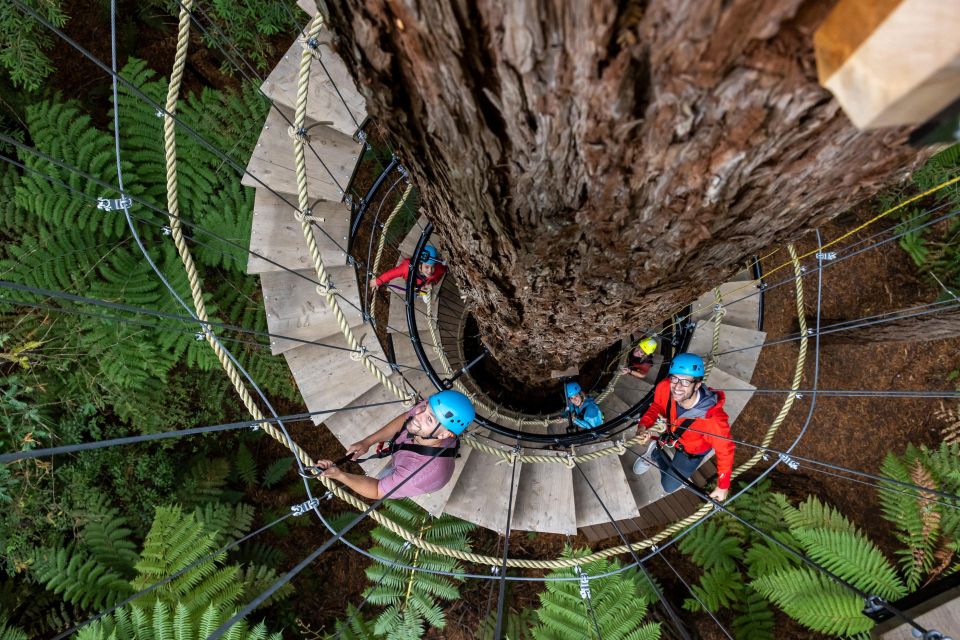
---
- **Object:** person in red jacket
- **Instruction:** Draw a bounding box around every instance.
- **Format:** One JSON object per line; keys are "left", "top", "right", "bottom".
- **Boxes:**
{"left": 369, "top": 244, "right": 447, "bottom": 292}
{"left": 633, "top": 353, "right": 734, "bottom": 501}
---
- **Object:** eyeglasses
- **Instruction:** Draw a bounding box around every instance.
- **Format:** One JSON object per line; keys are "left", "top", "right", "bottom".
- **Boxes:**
{"left": 667, "top": 375, "right": 698, "bottom": 388}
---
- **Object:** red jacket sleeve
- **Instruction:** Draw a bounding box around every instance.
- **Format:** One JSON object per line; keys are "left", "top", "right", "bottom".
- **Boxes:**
{"left": 638, "top": 379, "right": 670, "bottom": 428}
{"left": 374, "top": 258, "right": 411, "bottom": 287}
{"left": 702, "top": 405, "right": 735, "bottom": 490}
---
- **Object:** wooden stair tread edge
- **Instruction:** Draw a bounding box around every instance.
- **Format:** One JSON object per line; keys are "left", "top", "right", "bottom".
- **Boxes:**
{"left": 283, "top": 334, "right": 389, "bottom": 425}
{"left": 619, "top": 447, "right": 716, "bottom": 512}
{"left": 442, "top": 450, "right": 522, "bottom": 534}
{"left": 260, "top": 268, "right": 365, "bottom": 354}
{"left": 691, "top": 281, "right": 761, "bottom": 331}
{"left": 701, "top": 365, "right": 757, "bottom": 425}
{"left": 687, "top": 319, "right": 767, "bottom": 384}
{"left": 572, "top": 442, "right": 641, "bottom": 528}
{"left": 321, "top": 372, "right": 411, "bottom": 445}
{"left": 260, "top": 37, "right": 366, "bottom": 138}
{"left": 246, "top": 189, "right": 350, "bottom": 274}
{"left": 241, "top": 106, "right": 362, "bottom": 203}
{"left": 511, "top": 455, "right": 577, "bottom": 535}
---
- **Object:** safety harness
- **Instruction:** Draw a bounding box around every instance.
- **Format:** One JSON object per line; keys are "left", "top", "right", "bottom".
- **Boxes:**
{"left": 657, "top": 399, "right": 706, "bottom": 458}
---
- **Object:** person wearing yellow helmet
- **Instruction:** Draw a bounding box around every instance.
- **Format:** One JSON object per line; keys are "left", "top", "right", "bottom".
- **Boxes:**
{"left": 621, "top": 336, "right": 658, "bottom": 379}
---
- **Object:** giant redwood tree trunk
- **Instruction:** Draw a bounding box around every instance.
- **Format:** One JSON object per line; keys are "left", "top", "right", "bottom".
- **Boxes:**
{"left": 323, "top": 0, "right": 924, "bottom": 384}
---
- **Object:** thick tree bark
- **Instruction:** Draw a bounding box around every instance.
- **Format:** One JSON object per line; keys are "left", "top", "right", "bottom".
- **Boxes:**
{"left": 324, "top": 0, "right": 925, "bottom": 383}
{"left": 801, "top": 307, "right": 960, "bottom": 344}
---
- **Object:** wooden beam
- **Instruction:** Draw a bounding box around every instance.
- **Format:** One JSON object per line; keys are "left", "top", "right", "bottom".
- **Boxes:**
{"left": 815, "top": 0, "right": 960, "bottom": 129}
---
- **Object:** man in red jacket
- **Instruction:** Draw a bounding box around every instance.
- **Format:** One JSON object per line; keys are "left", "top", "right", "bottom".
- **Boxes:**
{"left": 633, "top": 353, "right": 734, "bottom": 501}
{"left": 369, "top": 244, "right": 447, "bottom": 292}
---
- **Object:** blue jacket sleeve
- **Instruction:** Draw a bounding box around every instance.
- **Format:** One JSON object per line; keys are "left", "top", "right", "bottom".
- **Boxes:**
{"left": 578, "top": 401, "right": 604, "bottom": 429}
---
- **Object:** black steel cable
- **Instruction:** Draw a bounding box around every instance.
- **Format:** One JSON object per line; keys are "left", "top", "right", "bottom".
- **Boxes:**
{"left": 493, "top": 440, "right": 521, "bottom": 640}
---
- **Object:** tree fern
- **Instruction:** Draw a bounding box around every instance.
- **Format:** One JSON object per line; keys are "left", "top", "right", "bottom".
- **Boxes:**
{"left": 751, "top": 568, "right": 873, "bottom": 638}
{"left": 32, "top": 544, "right": 134, "bottom": 611}
{"left": 790, "top": 528, "right": 906, "bottom": 601}
{"left": 325, "top": 604, "right": 380, "bottom": 640}
{"left": 362, "top": 500, "right": 473, "bottom": 637}
{"left": 261, "top": 457, "right": 292, "bottom": 488}
{"left": 176, "top": 457, "right": 231, "bottom": 507}
{"left": 75, "top": 600, "right": 282, "bottom": 640}
{"left": 194, "top": 502, "right": 255, "bottom": 547}
{"left": 677, "top": 520, "right": 742, "bottom": 572}
{"left": 682, "top": 566, "right": 743, "bottom": 613}
{"left": 0, "top": 619, "right": 26, "bottom": 640}
{"left": 731, "top": 588, "right": 775, "bottom": 640}
{"left": 80, "top": 495, "right": 139, "bottom": 578}
{"left": 531, "top": 547, "right": 661, "bottom": 640}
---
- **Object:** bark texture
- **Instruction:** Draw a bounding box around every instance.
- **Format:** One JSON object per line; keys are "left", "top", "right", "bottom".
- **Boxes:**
{"left": 324, "top": 0, "right": 925, "bottom": 383}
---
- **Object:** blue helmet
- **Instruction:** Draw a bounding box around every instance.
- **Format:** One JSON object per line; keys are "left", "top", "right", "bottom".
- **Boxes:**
{"left": 419, "top": 245, "right": 439, "bottom": 265}
{"left": 669, "top": 353, "right": 705, "bottom": 378}
{"left": 428, "top": 390, "right": 475, "bottom": 435}
{"left": 565, "top": 381, "right": 583, "bottom": 398}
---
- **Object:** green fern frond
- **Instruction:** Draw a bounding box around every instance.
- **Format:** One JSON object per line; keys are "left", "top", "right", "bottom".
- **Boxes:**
{"left": 731, "top": 587, "right": 775, "bottom": 640}
{"left": 80, "top": 495, "right": 139, "bottom": 577}
{"left": 677, "top": 520, "right": 743, "bottom": 572}
{"left": 683, "top": 566, "right": 743, "bottom": 613}
{"left": 194, "top": 502, "right": 255, "bottom": 547}
{"left": 31, "top": 545, "right": 134, "bottom": 611}
{"left": 235, "top": 443, "right": 258, "bottom": 485}
{"left": 261, "top": 457, "right": 292, "bottom": 488}
{"left": 751, "top": 568, "right": 873, "bottom": 638}
{"left": 176, "top": 457, "right": 230, "bottom": 507}
{"left": 779, "top": 494, "right": 858, "bottom": 533}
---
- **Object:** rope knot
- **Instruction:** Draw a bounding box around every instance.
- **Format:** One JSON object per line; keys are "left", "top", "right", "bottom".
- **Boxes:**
{"left": 316, "top": 279, "right": 339, "bottom": 296}
{"left": 612, "top": 439, "right": 627, "bottom": 456}
{"left": 288, "top": 126, "right": 310, "bottom": 143}
{"left": 299, "top": 36, "right": 323, "bottom": 60}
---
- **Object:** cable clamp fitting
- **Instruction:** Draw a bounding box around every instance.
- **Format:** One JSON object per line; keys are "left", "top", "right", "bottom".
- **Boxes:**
{"left": 349, "top": 345, "right": 368, "bottom": 362}
{"left": 777, "top": 452, "right": 799, "bottom": 470}
{"left": 97, "top": 195, "right": 132, "bottom": 211}
{"left": 401, "top": 392, "right": 417, "bottom": 408}
{"left": 613, "top": 439, "right": 626, "bottom": 456}
{"left": 815, "top": 251, "right": 837, "bottom": 261}
{"left": 291, "top": 497, "right": 320, "bottom": 517}
{"left": 397, "top": 163, "right": 409, "bottom": 181}
{"left": 194, "top": 326, "right": 214, "bottom": 341}
{"left": 161, "top": 226, "right": 171, "bottom": 236}
{"left": 862, "top": 595, "right": 887, "bottom": 618}
{"left": 573, "top": 567, "right": 591, "bottom": 599}
{"left": 155, "top": 109, "right": 165, "bottom": 118}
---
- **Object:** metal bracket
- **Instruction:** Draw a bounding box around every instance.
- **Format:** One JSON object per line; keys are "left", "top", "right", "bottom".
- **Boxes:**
{"left": 815, "top": 251, "right": 837, "bottom": 261}
{"left": 96, "top": 195, "right": 132, "bottom": 211}
{"left": 862, "top": 595, "right": 886, "bottom": 619}
{"left": 291, "top": 497, "right": 320, "bottom": 516}
{"left": 777, "top": 452, "right": 800, "bottom": 470}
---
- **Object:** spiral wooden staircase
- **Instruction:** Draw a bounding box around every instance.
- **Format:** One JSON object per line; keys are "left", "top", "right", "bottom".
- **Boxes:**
{"left": 242, "top": 2, "right": 769, "bottom": 539}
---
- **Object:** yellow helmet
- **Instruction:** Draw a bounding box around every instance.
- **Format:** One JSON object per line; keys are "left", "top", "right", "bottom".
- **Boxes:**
{"left": 637, "top": 336, "right": 658, "bottom": 356}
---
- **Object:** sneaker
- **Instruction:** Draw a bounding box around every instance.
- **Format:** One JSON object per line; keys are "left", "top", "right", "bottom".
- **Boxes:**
{"left": 632, "top": 442, "right": 656, "bottom": 475}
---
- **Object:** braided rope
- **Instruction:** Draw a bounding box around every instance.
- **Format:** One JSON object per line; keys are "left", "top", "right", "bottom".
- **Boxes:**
{"left": 369, "top": 182, "right": 414, "bottom": 321}
{"left": 291, "top": 14, "right": 413, "bottom": 406}
{"left": 703, "top": 287, "right": 725, "bottom": 380}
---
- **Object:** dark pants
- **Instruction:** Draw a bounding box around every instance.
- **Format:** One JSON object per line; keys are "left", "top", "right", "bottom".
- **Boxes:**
{"left": 652, "top": 446, "right": 706, "bottom": 494}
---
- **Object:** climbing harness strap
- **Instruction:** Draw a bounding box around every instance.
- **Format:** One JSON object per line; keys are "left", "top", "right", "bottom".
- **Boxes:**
{"left": 657, "top": 399, "right": 704, "bottom": 457}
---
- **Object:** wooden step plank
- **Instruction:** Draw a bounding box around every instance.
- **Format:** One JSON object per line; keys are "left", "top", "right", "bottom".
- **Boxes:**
{"left": 321, "top": 372, "right": 410, "bottom": 449}
{"left": 573, "top": 443, "right": 641, "bottom": 528}
{"left": 260, "top": 36, "right": 366, "bottom": 139}
{"left": 691, "top": 282, "right": 761, "bottom": 331}
{"left": 296, "top": 0, "right": 317, "bottom": 16}
{"left": 283, "top": 326, "right": 388, "bottom": 426}
{"left": 261, "top": 267, "right": 364, "bottom": 354}
{"left": 597, "top": 393, "right": 630, "bottom": 420}
{"left": 411, "top": 444, "right": 474, "bottom": 517}
{"left": 615, "top": 377, "right": 653, "bottom": 406}
{"left": 398, "top": 216, "right": 427, "bottom": 256}
{"left": 687, "top": 319, "right": 767, "bottom": 384}
{"left": 247, "top": 190, "right": 350, "bottom": 273}
{"left": 619, "top": 445, "right": 716, "bottom": 511}
{"left": 703, "top": 366, "right": 757, "bottom": 425}
{"left": 241, "top": 106, "right": 361, "bottom": 202}
{"left": 443, "top": 448, "right": 522, "bottom": 534}
{"left": 512, "top": 454, "right": 577, "bottom": 535}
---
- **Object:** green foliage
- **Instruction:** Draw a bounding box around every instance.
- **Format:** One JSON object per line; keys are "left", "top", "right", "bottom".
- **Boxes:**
{"left": 326, "top": 604, "right": 380, "bottom": 640}
{"left": 896, "top": 143, "right": 960, "bottom": 294}
{"left": 678, "top": 521, "right": 742, "bottom": 572}
{"left": 360, "top": 500, "right": 473, "bottom": 638}
{"left": 0, "top": 0, "right": 67, "bottom": 91}
{"left": 75, "top": 599, "right": 282, "bottom": 640}
{"left": 478, "top": 606, "right": 537, "bottom": 640}
{"left": 879, "top": 443, "right": 960, "bottom": 590}
{"left": 177, "top": 457, "right": 231, "bottom": 507}
{"left": 531, "top": 547, "right": 661, "bottom": 640}
{"left": 730, "top": 588, "right": 775, "bottom": 640}
{"left": 0, "top": 618, "right": 27, "bottom": 640}
{"left": 198, "top": 0, "right": 299, "bottom": 73}
{"left": 31, "top": 542, "right": 135, "bottom": 611}
{"left": 261, "top": 457, "right": 292, "bottom": 488}
{"left": 683, "top": 566, "right": 743, "bottom": 613}
{"left": 751, "top": 569, "right": 872, "bottom": 638}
